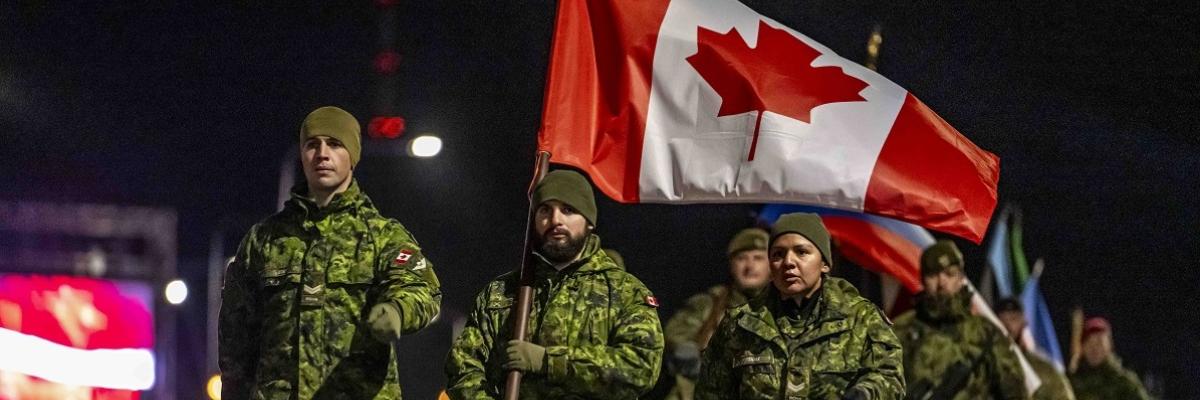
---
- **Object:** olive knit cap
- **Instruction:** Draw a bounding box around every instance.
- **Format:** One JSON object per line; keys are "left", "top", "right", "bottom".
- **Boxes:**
{"left": 532, "top": 170, "right": 597, "bottom": 226}
{"left": 727, "top": 228, "right": 769, "bottom": 257}
{"left": 300, "top": 106, "right": 362, "bottom": 166}
{"left": 769, "top": 213, "right": 832, "bottom": 267}
{"left": 920, "top": 240, "right": 964, "bottom": 276}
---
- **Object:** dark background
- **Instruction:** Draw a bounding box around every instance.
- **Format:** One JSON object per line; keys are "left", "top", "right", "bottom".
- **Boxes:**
{"left": 2, "top": 1, "right": 1197, "bottom": 398}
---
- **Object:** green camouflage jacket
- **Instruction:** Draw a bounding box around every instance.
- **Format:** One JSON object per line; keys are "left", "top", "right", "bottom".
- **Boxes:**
{"left": 665, "top": 284, "right": 749, "bottom": 351}
{"left": 892, "top": 291, "right": 1027, "bottom": 400}
{"left": 444, "top": 234, "right": 664, "bottom": 400}
{"left": 1069, "top": 357, "right": 1150, "bottom": 400}
{"left": 663, "top": 284, "right": 748, "bottom": 400}
{"left": 219, "top": 181, "right": 441, "bottom": 400}
{"left": 695, "top": 277, "right": 905, "bottom": 400}
{"left": 1022, "top": 348, "right": 1074, "bottom": 400}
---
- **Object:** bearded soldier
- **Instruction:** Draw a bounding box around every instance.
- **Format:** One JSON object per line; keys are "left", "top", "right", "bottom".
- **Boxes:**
{"left": 892, "top": 240, "right": 1026, "bottom": 400}
{"left": 445, "top": 170, "right": 664, "bottom": 399}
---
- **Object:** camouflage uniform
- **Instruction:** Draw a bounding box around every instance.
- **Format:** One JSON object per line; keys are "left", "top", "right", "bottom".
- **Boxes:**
{"left": 666, "top": 285, "right": 746, "bottom": 351}
{"left": 219, "top": 181, "right": 441, "bottom": 400}
{"left": 1022, "top": 349, "right": 1074, "bottom": 400}
{"left": 1069, "top": 357, "right": 1150, "bottom": 400}
{"left": 892, "top": 290, "right": 1027, "bottom": 400}
{"left": 662, "top": 284, "right": 746, "bottom": 400}
{"left": 445, "top": 234, "right": 664, "bottom": 399}
{"left": 695, "top": 277, "right": 905, "bottom": 400}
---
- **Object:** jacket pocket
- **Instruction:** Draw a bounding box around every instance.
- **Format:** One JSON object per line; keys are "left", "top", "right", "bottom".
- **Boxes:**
{"left": 260, "top": 264, "right": 300, "bottom": 287}
{"left": 734, "top": 350, "right": 778, "bottom": 399}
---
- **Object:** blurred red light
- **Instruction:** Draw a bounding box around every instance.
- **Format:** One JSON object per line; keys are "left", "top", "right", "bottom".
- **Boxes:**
{"left": 368, "top": 117, "right": 406, "bottom": 139}
{"left": 373, "top": 51, "right": 401, "bottom": 75}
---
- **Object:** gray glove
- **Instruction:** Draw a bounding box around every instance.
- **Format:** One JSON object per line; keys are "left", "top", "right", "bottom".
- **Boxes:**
{"left": 671, "top": 342, "right": 701, "bottom": 379}
{"left": 503, "top": 340, "right": 547, "bottom": 374}
{"left": 367, "top": 302, "right": 403, "bottom": 343}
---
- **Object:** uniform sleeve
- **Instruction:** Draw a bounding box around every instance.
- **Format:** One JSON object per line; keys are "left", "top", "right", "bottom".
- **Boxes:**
{"left": 847, "top": 304, "right": 906, "bottom": 400}
{"left": 1118, "top": 369, "right": 1152, "bottom": 400}
{"left": 541, "top": 277, "right": 665, "bottom": 398}
{"left": 663, "top": 292, "right": 713, "bottom": 350}
{"left": 445, "top": 285, "right": 499, "bottom": 400}
{"left": 694, "top": 313, "right": 736, "bottom": 400}
{"left": 1032, "top": 371, "right": 1076, "bottom": 400}
{"left": 377, "top": 225, "right": 440, "bottom": 334}
{"left": 989, "top": 330, "right": 1031, "bottom": 400}
{"left": 218, "top": 227, "right": 262, "bottom": 400}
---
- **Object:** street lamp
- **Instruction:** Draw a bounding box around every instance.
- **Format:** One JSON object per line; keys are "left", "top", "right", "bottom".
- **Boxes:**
{"left": 165, "top": 279, "right": 188, "bottom": 305}
{"left": 408, "top": 135, "right": 442, "bottom": 158}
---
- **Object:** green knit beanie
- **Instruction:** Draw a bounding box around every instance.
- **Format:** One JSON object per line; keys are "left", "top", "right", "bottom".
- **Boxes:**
{"left": 727, "top": 228, "right": 769, "bottom": 257}
{"left": 920, "top": 240, "right": 963, "bottom": 276}
{"left": 300, "top": 106, "right": 362, "bottom": 166}
{"left": 769, "top": 213, "right": 832, "bottom": 267}
{"left": 532, "top": 170, "right": 597, "bottom": 226}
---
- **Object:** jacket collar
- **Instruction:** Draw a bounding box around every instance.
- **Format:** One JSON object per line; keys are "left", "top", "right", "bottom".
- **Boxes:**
{"left": 531, "top": 234, "right": 615, "bottom": 279}
{"left": 915, "top": 287, "right": 973, "bottom": 323}
{"left": 730, "top": 277, "right": 858, "bottom": 350}
{"left": 285, "top": 179, "right": 369, "bottom": 218}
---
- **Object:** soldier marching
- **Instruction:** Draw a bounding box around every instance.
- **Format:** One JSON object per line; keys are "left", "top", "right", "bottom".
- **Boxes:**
{"left": 217, "top": 108, "right": 1112, "bottom": 400}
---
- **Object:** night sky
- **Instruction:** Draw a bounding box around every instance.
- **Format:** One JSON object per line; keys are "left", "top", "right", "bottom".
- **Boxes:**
{"left": 2, "top": 1, "right": 1198, "bottom": 399}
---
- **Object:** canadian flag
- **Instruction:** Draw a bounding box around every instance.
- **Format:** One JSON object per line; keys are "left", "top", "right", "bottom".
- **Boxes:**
{"left": 538, "top": 0, "right": 1000, "bottom": 242}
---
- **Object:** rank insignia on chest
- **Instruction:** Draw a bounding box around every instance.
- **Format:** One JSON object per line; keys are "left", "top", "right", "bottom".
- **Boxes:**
{"left": 301, "top": 284, "right": 325, "bottom": 307}
{"left": 393, "top": 249, "right": 413, "bottom": 265}
{"left": 645, "top": 296, "right": 659, "bottom": 308}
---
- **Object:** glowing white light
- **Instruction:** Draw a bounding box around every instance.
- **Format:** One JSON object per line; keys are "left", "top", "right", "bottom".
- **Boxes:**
{"left": 165, "top": 279, "right": 188, "bottom": 305}
{"left": 0, "top": 327, "right": 155, "bottom": 390}
{"left": 409, "top": 135, "right": 442, "bottom": 158}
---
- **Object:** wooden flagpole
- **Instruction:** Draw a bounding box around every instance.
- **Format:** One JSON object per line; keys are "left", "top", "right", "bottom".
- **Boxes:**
{"left": 503, "top": 150, "right": 551, "bottom": 400}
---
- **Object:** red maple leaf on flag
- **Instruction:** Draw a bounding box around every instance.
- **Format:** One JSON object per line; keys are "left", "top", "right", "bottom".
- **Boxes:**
{"left": 687, "top": 20, "right": 870, "bottom": 161}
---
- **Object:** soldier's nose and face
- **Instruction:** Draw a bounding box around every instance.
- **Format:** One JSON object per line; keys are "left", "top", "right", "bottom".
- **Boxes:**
{"left": 1082, "top": 332, "right": 1112, "bottom": 366}
{"left": 534, "top": 200, "right": 590, "bottom": 262}
{"left": 729, "top": 249, "right": 769, "bottom": 290}
{"left": 921, "top": 267, "right": 964, "bottom": 297}
{"left": 768, "top": 233, "right": 829, "bottom": 299}
{"left": 998, "top": 310, "right": 1026, "bottom": 339}
{"left": 301, "top": 136, "right": 353, "bottom": 194}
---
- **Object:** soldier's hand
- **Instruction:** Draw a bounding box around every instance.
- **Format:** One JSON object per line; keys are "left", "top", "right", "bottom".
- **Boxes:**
{"left": 671, "top": 342, "right": 701, "bottom": 379}
{"left": 842, "top": 386, "right": 870, "bottom": 400}
{"left": 503, "top": 340, "right": 547, "bottom": 374}
{"left": 368, "top": 302, "right": 403, "bottom": 343}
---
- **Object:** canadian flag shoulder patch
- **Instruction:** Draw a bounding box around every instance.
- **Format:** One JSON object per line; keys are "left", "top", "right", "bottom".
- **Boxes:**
{"left": 393, "top": 249, "right": 413, "bottom": 265}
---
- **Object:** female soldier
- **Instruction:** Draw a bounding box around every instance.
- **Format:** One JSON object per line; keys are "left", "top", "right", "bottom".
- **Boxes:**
{"left": 696, "top": 212, "right": 905, "bottom": 400}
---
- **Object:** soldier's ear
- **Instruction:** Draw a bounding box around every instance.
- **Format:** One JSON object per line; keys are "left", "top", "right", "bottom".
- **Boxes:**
{"left": 821, "top": 263, "right": 830, "bottom": 274}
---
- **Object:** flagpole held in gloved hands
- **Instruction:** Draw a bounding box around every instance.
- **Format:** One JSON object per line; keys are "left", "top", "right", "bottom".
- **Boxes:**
{"left": 503, "top": 150, "right": 551, "bottom": 400}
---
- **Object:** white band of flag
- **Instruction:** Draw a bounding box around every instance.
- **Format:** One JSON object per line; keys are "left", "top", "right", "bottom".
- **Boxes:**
{"left": 0, "top": 327, "right": 155, "bottom": 390}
